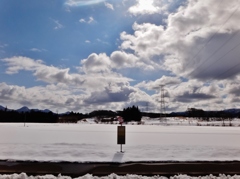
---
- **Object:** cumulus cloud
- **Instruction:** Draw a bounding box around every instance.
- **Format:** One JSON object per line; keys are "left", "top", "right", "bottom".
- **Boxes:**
{"left": 127, "top": 0, "right": 179, "bottom": 16}
{"left": 134, "top": 76, "right": 237, "bottom": 112}
{"left": 70, "top": 0, "right": 240, "bottom": 112}
{"left": 128, "top": 0, "right": 160, "bottom": 15}
{"left": 120, "top": 22, "right": 165, "bottom": 69}
{"left": 1, "top": 56, "right": 83, "bottom": 85}
{"left": 84, "top": 85, "right": 135, "bottom": 104}
{"left": 110, "top": 51, "right": 138, "bottom": 68}
{"left": 0, "top": 77, "right": 152, "bottom": 113}
{"left": 1, "top": 56, "right": 132, "bottom": 91}
{"left": 175, "top": 92, "right": 215, "bottom": 103}
{"left": 80, "top": 53, "right": 112, "bottom": 74}
{"left": 2, "top": 0, "right": 240, "bottom": 113}
{"left": 80, "top": 51, "right": 154, "bottom": 72}
{"left": 135, "top": 76, "right": 182, "bottom": 91}
{"left": 121, "top": 0, "right": 240, "bottom": 81}
{"left": 0, "top": 82, "right": 87, "bottom": 113}
{"left": 2, "top": 55, "right": 240, "bottom": 112}
{"left": 226, "top": 82, "right": 240, "bottom": 97}
{"left": 1, "top": 56, "right": 144, "bottom": 112}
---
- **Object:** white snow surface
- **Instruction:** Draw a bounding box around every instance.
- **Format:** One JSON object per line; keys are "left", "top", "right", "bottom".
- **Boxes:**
{"left": 0, "top": 173, "right": 240, "bottom": 179}
{"left": 0, "top": 122, "right": 240, "bottom": 162}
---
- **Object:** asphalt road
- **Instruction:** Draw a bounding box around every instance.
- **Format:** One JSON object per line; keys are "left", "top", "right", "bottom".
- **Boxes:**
{"left": 1, "top": 161, "right": 240, "bottom": 177}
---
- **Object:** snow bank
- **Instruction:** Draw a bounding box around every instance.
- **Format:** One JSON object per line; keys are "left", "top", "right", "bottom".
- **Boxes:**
{"left": 0, "top": 173, "right": 240, "bottom": 179}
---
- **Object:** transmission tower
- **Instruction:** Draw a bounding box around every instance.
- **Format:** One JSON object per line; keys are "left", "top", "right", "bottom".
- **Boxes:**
{"left": 146, "top": 102, "right": 148, "bottom": 113}
{"left": 160, "top": 85, "right": 166, "bottom": 121}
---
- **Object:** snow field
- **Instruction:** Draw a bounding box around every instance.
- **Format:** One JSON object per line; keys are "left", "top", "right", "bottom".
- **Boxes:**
{"left": 0, "top": 123, "right": 240, "bottom": 162}
{"left": 0, "top": 173, "right": 240, "bottom": 179}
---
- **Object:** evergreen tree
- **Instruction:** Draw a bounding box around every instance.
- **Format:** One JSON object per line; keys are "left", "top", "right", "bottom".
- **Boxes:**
{"left": 121, "top": 105, "right": 142, "bottom": 122}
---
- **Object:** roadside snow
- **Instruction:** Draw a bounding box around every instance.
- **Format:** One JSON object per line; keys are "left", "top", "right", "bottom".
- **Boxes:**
{"left": 0, "top": 123, "right": 240, "bottom": 162}
{"left": 0, "top": 173, "right": 240, "bottom": 179}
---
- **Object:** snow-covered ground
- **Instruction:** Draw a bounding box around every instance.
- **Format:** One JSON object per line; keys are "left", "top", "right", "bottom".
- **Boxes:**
{"left": 141, "top": 117, "right": 240, "bottom": 126}
{"left": 0, "top": 173, "right": 239, "bottom": 179}
{"left": 1, "top": 119, "right": 240, "bottom": 162}
{"left": 85, "top": 117, "right": 240, "bottom": 127}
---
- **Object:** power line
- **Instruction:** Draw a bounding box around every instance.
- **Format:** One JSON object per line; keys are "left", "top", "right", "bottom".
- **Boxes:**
{"left": 214, "top": 60, "right": 240, "bottom": 79}
{"left": 190, "top": 34, "right": 240, "bottom": 78}
{"left": 189, "top": 30, "right": 240, "bottom": 77}
{"left": 184, "top": 0, "right": 239, "bottom": 70}
{"left": 186, "top": 1, "right": 240, "bottom": 84}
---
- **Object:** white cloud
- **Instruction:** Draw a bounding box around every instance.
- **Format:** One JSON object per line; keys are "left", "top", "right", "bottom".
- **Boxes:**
{"left": 128, "top": 0, "right": 162, "bottom": 15}
{"left": 52, "top": 19, "right": 64, "bottom": 30}
{"left": 80, "top": 53, "right": 112, "bottom": 74}
{"left": 1, "top": 56, "right": 132, "bottom": 93}
{"left": 120, "top": 22, "right": 165, "bottom": 60}
{"left": 0, "top": 55, "right": 161, "bottom": 113}
{"left": 3, "top": 0, "right": 240, "bottom": 113}
{"left": 85, "top": 40, "right": 91, "bottom": 43}
{"left": 65, "top": 0, "right": 105, "bottom": 7}
{"left": 79, "top": 17, "right": 95, "bottom": 24}
{"left": 121, "top": 0, "right": 240, "bottom": 81}
{"left": 0, "top": 82, "right": 86, "bottom": 113}
{"left": 84, "top": 85, "right": 135, "bottom": 104}
{"left": 2, "top": 55, "right": 240, "bottom": 112}
{"left": 110, "top": 51, "right": 137, "bottom": 68}
{"left": 79, "top": 18, "right": 86, "bottom": 23}
{"left": 88, "top": 16, "right": 94, "bottom": 23}
{"left": 135, "top": 76, "right": 182, "bottom": 91}
{"left": 80, "top": 51, "right": 154, "bottom": 72}
{"left": 1, "top": 56, "right": 141, "bottom": 112}
{"left": 30, "top": 48, "right": 46, "bottom": 52}
{"left": 30, "top": 48, "right": 42, "bottom": 52}
{"left": 104, "top": 2, "right": 114, "bottom": 10}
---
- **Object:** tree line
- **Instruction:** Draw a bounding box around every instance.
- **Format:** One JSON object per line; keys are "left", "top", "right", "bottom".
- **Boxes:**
{"left": 0, "top": 109, "right": 58, "bottom": 123}
{"left": 0, "top": 106, "right": 239, "bottom": 123}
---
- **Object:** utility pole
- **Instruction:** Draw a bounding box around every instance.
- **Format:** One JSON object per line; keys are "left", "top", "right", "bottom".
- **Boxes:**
{"left": 160, "top": 85, "right": 166, "bottom": 122}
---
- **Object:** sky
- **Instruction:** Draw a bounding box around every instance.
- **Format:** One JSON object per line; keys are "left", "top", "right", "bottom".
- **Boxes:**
{"left": 0, "top": 0, "right": 240, "bottom": 113}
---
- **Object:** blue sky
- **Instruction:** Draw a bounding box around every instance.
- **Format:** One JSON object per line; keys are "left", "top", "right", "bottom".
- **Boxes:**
{"left": 1, "top": 0, "right": 240, "bottom": 113}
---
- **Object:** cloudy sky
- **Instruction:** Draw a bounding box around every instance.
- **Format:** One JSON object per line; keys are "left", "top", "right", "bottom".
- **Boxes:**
{"left": 0, "top": 0, "right": 240, "bottom": 113}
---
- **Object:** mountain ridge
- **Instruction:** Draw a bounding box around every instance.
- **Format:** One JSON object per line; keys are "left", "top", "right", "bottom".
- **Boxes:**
{"left": 0, "top": 105, "right": 53, "bottom": 114}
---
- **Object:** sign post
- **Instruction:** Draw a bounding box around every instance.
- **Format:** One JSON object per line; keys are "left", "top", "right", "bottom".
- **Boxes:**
{"left": 117, "top": 116, "right": 125, "bottom": 153}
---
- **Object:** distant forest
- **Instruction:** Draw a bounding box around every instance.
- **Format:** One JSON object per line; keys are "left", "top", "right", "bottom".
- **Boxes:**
{"left": 0, "top": 106, "right": 240, "bottom": 123}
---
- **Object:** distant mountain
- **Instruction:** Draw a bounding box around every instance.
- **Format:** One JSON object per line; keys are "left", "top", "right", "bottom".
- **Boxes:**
{"left": 16, "top": 106, "right": 30, "bottom": 113}
{"left": 16, "top": 106, "right": 53, "bottom": 113}
{"left": 0, "top": 105, "right": 5, "bottom": 111}
{"left": 224, "top": 108, "right": 240, "bottom": 114}
{"left": 0, "top": 105, "right": 13, "bottom": 111}
{"left": 31, "top": 108, "right": 52, "bottom": 113}
{"left": 41, "top": 109, "right": 52, "bottom": 113}
{"left": 59, "top": 111, "right": 71, "bottom": 115}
